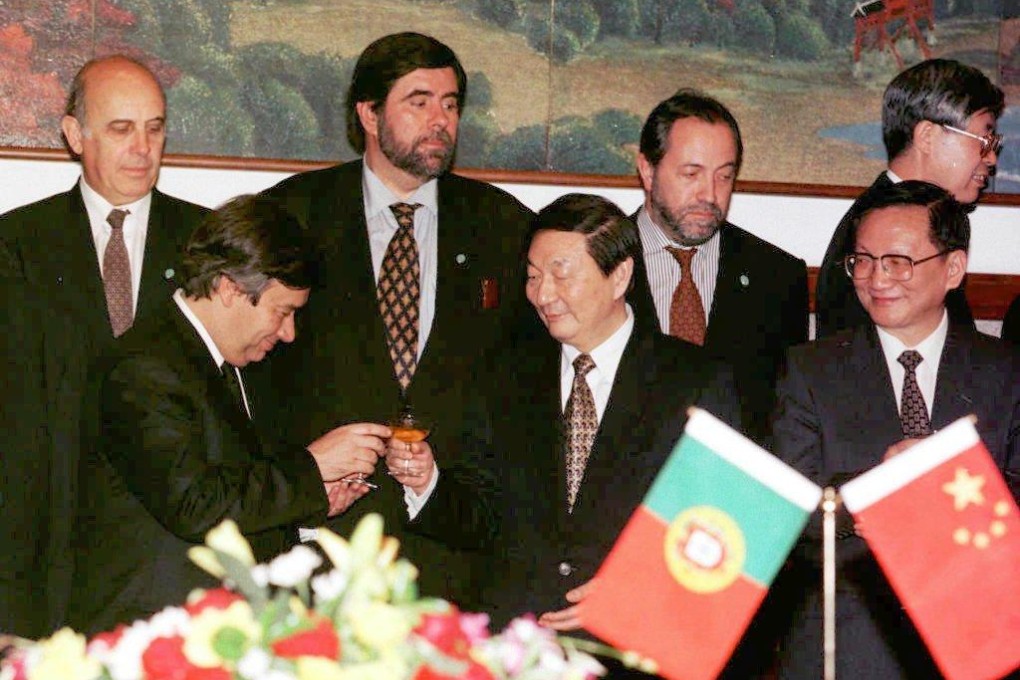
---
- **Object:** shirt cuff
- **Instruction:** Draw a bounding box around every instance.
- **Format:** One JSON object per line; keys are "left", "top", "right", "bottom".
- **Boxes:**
{"left": 404, "top": 463, "right": 440, "bottom": 519}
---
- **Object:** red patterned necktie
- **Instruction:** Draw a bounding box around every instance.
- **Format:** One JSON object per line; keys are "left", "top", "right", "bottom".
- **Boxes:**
{"left": 103, "top": 208, "right": 133, "bottom": 337}
{"left": 378, "top": 203, "right": 421, "bottom": 392}
{"left": 666, "top": 246, "right": 706, "bottom": 345}
{"left": 565, "top": 353, "right": 598, "bottom": 512}
{"left": 898, "top": 350, "right": 932, "bottom": 438}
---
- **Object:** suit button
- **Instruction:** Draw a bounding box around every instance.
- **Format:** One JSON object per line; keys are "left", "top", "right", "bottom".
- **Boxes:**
{"left": 558, "top": 561, "right": 573, "bottom": 576}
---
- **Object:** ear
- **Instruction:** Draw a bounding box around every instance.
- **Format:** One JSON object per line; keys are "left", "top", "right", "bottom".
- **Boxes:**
{"left": 945, "top": 250, "right": 967, "bottom": 290}
{"left": 356, "top": 101, "right": 380, "bottom": 142}
{"left": 61, "top": 115, "right": 84, "bottom": 156}
{"left": 636, "top": 153, "right": 655, "bottom": 194}
{"left": 611, "top": 256, "right": 634, "bottom": 300}
{"left": 214, "top": 275, "right": 245, "bottom": 307}
{"left": 912, "top": 120, "right": 938, "bottom": 157}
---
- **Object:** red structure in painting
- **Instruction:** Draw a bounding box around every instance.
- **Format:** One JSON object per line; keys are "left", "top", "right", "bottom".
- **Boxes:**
{"left": 852, "top": 0, "right": 935, "bottom": 69}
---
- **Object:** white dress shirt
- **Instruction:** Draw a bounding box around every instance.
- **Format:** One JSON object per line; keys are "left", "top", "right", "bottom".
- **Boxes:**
{"left": 80, "top": 177, "right": 152, "bottom": 314}
{"left": 875, "top": 311, "right": 948, "bottom": 417}
{"left": 636, "top": 207, "right": 720, "bottom": 333}
{"left": 560, "top": 305, "right": 635, "bottom": 420}
{"left": 362, "top": 164, "right": 438, "bottom": 360}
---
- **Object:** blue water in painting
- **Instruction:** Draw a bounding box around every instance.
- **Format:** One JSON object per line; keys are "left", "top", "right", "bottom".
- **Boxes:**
{"left": 819, "top": 106, "right": 1020, "bottom": 194}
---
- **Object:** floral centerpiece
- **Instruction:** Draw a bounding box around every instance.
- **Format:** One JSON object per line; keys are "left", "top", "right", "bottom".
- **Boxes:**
{"left": 1, "top": 515, "right": 656, "bottom": 680}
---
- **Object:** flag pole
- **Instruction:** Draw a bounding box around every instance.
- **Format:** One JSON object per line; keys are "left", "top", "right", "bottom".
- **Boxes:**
{"left": 822, "top": 487, "right": 838, "bottom": 680}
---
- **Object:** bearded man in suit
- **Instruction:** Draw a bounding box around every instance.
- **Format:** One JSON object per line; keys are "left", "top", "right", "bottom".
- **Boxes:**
{"left": 0, "top": 54, "right": 207, "bottom": 634}
{"left": 815, "top": 58, "right": 1004, "bottom": 338}
{"left": 773, "top": 180, "right": 1020, "bottom": 678}
{"left": 629, "top": 89, "right": 808, "bottom": 444}
{"left": 252, "top": 32, "right": 529, "bottom": 609}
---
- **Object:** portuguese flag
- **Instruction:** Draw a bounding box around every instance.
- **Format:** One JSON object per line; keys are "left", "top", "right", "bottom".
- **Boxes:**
{"left": 840, "top": 417, "right": 1020, "bottom": 680}
{"left": 580, "top": 408, "right": 822, "bottom": 680}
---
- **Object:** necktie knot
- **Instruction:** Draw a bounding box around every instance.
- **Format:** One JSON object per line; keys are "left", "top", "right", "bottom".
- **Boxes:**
{"left": 107, "top": 208, "right": 129, "bottom": 230}
{"left": 666, "top": 245, "right": 697, "bottom": 267}
{"left": 898, "top": 349, "right": 923, "bottom": 372}
{"left": 573, "top": 353, "right": 596, "bottom": 379}
{"left": 390, "top": 203, "right": 421, "bottom": 230}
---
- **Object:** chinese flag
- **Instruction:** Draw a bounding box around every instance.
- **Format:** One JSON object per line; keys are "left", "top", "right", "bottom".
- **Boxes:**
{"left": 840, "top": 417, "right": 1020, "bottom": 680}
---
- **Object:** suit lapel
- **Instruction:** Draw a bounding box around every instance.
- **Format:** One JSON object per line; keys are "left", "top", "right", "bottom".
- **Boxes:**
{"left": 135, "top": 190, "right": 180, "bottom": 325}
{"left": 931, "top": 325, "right": 976, "bottom": 427}
{"left": 846, "top": 325, "right": 903, "bottom": 468}
{"left": 705, "top": 224, "right": 744, "bottom": 347}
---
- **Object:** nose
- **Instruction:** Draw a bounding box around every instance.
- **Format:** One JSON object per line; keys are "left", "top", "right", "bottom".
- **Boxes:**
{"left": 695, "top": 174, "right": 718, "bottom": 204}
{"left": 132, "top": 128, "right": 151, "bottom": 155}
{"left": 428, "top": 101, "right": 450, "bottom": 129}
{"left": 868, "top": 259, "right": 894, "bottom": 288}
{"left": 278, "top": 315, "right": 296, "bottom": 343}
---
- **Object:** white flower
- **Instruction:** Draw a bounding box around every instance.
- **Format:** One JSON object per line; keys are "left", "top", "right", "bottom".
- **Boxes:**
{"left": 237, "top": 647, "right": 271, "bottom": 679}
{"left": 266, "top": 545, "right": 322, "bottom": 587}
{"left": 311, "top": 569, "right": 348, "bottom": 602}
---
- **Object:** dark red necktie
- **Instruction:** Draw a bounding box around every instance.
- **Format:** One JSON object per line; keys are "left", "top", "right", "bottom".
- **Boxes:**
{"left": 103, "top": 208, "right": 133, "bottom": 337}
{"left": 666, "top": 246, "right": 706, "bottom": 345}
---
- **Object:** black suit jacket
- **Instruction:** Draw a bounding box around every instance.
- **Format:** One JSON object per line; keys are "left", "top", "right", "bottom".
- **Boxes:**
{"left": 250, "top": 160, "right": 531, "bottom": 608}
{"left": 630, "top": 220, "right": 808, "bottom": 443}
{"left": 481, "top": 325, "right": 741, "bottom": 622}
{"left": 772, "top": 323, "right": 1020, "bottom": 678}
{"left": 0, "top": 185, "right": 207, "bottom": 635}
{"left": 1003, "top": 294, "right": 1020, "bottom": 345}
{"left": 67, "top": 304, "right": 330, "bottom": 634}
{"left": 815, "top": 172, "right": 974, "bottom": 338}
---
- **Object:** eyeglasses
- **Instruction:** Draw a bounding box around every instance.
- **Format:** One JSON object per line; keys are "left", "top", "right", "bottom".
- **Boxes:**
{"left": 941, "top": 125, "right": 1004, "bottom": 158}
{"left": 843, "top": 250, "right": 950, "bottom": 281}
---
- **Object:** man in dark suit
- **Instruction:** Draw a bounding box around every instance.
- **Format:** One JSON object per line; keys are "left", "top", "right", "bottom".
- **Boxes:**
{"left": 629, "top": 89, "right": 808, "bottom": 444}
{"left": 815, "top": 59, "right": 1005, "bottom": 338}
{"left": 67, "top": 195, "right": 400, "bottom": 634}
{"left": 0, "top": 55, "right": 207, "bottom": 635}
{"left": 481, "top": 194, "right": 744, "bottom": 676}
{"left": 1003, "top": 295, "right": 1020, "bottom": 345}
{"left": 251, "top": 33, "right": 530, "bottom": 609}
{"left": 773, "top": 181, "right": 1020, "bottom": 678}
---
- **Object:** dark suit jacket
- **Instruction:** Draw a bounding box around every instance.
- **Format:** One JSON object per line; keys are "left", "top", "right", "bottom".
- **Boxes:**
{"left": 67, "top": 304, "right": 330, "bottom": 635}
{"left": 630, "top": 221, "right": 808, "bottom": 443}
{"left": 771, "top": 323, "right": 1020, "bottom": 678}
{"left": 250, "top": 160, "right": 532, "bottom": 608}
{"left": 481, "top": 325, "right": 741, "bottom": 617}
{"left": 1003, "top": 295, "right": 1020, "bottom": 345}
{"left": 815, "top": 172, "right": 974, "bottom": 339}
{"left": 0, "top": 185, "right": 207, "bottom": 635}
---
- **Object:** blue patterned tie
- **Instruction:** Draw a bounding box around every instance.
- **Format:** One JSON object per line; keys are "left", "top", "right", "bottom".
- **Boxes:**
{"left": 565, "top": 354, "right": 598, "bottom": 512}
{"left": 898, "top": 350, "right": 932, "bottom": 438}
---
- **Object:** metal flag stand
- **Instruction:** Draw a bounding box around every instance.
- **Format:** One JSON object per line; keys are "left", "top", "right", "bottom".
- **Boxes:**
{"left": 821, "top": 487, "right": 839, "bottom": 680}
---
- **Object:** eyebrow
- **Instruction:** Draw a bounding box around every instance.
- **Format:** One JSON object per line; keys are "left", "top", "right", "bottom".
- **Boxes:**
{"left": 401, "top": 89, "right": 460, "bottom": 101}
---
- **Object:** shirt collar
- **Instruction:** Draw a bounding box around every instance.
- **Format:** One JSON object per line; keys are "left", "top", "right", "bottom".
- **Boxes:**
{"left": 173, "top": 289, "right": 227, "bottom": 370}
{"left": 362, "top": 162, "right": 438, "bottom": 221}
{"left": 875, "top": 309, "right": 949, "bottom": 362}
{"left": 885, "top": 168, "right": 904, "bottom": 184}
{"left": 79, "top": 175, "right": 150, "bottom": 217}
{"left": 636, "top": 205, "right": 721, "bottom": 254}
{"left": 562, "top": 304, "right": 635, "bottom": 375}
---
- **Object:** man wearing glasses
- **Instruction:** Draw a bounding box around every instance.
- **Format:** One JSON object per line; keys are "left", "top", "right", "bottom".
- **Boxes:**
{"left": 772, "top": 180, "right": 1019, "bottom": 678}
{"left": 815, "top": 58, "right": 1004, "bottom": 339}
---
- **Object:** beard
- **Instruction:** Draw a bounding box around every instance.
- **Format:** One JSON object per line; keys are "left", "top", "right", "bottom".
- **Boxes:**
{"left": 650, "top": 182, "right": 725, "bottom": 247}
{"left": 378, "top": 113, "right": 456, "bottom": 181}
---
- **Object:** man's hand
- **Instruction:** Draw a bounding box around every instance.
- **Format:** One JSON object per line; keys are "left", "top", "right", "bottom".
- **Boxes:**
{"left": 308, "top": 422, "right": 391, "bottom": 482}
{"left": 324, "top": 476, "right": 370, "bottom": 517}
{"left": 384, "top": 438, "right": 436, "bottom": 495}
{"left": 883, "top": 437, "right": 926, "bottom": 461}
{"left": 537, "top": 579, "right": 597, "bottom": 632}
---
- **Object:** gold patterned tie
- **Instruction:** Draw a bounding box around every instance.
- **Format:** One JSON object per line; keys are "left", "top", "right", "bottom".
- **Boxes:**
{"left": 666, "top": 246, "right": 706, "bottom": 345}
{"left": 378, "top": 203, "right": 421, "bottom": 392}
{"left": 898, "top": 350, "right": 932, "bottom": 438}
{"left": 103, "top": 208, "right": 133, "bottom": 337}
{"left": 565, "top": 353, "right": 598, "bottom": 512}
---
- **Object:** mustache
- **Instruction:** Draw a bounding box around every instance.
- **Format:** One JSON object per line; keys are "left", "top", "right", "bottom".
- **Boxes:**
{"left": 678, "top": 201, "right": 724, "bottom": 221}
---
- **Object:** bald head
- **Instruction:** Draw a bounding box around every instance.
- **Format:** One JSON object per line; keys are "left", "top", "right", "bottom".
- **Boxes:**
{"left": 61, "top": 55, "right": 167, "bottom": 205}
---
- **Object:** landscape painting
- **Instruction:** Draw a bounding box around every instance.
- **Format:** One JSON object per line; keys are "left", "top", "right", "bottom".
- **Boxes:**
{"left": 1, "top": 0, "right": 1018, "bottom": 192}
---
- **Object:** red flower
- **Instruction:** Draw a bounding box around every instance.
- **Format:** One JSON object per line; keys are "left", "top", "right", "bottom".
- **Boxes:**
{"left": 89, "top": 623, "right": 127, "bottom": 650}
{"left": 270, "top": 618, "right": 340, "bottom": 660}
{"left": 141, "top": 636, "right": 230, "bottom": 680}
{"left": 185, "top": 588, "right": 244, "bottom": 616}
{"left": 413, "top": 660, "right": 495, "bottom": 680}
{"left": 414, "top": 607, "right": 477, "bottom": 660}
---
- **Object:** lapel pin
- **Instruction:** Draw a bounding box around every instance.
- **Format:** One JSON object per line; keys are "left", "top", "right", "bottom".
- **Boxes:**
{"left": 455, "top": 253, "right": 467, "bottom": 265}
{"left": 164, "top": 268, "right": 175, "bottom": 280}
{"left": 739, "top": 274, "right": 750, "bottom": 287}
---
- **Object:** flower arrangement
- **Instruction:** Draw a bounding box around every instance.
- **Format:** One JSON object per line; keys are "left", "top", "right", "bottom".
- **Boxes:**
{"left": 1, "top": 515, "right": 653, "bottom": 680}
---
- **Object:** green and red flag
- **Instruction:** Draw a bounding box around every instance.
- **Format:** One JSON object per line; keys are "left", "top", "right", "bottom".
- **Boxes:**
{"left": 580, "top": 408, "right": 822, "bottom": 680}
{"left": 840, "top": 416, "right": 1020, "bottom": 680}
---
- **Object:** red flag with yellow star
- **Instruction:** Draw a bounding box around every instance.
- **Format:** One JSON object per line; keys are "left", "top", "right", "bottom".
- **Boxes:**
{"left": 840, "top": 417, "right": 1020, "bottom": 680}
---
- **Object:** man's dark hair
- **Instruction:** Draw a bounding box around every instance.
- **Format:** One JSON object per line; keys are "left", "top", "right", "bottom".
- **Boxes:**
{"left": 527, "top": 193, "right": 637, "bottom": 276}
{"left": 639, "top": 88, "right": 743, "bottom": 171}
{"left": 882, "top": 58, "right": 1005, "bottom": 161}
{"left": 179, "top": 194, "right": 319, "bottom": 303}
{"left": 346, "top": 32, "right": 467, "bottom": 154}
{"left": 852, "top": 180, "right": 971, "bottom": 254}
{"left": 65, "top": 54, "right": 166, "bottom": 125}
